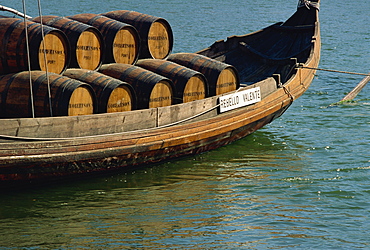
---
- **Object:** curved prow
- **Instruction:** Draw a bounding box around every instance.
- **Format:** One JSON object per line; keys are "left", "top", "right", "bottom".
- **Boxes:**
{"left": 298, "top": 0, "right": 320, "bottom": 10}
{"left": 199, "top": 1, "right": 320, "bottom": 85}
{"left": 283, "top": 0, "right": 320, "bottom": 26}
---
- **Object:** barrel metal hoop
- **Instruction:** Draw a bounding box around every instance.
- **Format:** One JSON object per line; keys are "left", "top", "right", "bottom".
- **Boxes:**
{"left": 1, "top": 19, "right": 23, "bottom": 72}
{"left": 1, "top": 74, "right": 18, "bottom": 109}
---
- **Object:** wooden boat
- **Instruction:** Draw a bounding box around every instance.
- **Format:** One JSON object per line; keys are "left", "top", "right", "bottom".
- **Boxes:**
{"left": 0, "top": 0, "right": 320, "bottom": 188}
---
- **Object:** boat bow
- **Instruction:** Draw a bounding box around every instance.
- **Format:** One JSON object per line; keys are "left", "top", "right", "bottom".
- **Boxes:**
{"left": 0, "top": 1, "right": 321, "bottom": 187}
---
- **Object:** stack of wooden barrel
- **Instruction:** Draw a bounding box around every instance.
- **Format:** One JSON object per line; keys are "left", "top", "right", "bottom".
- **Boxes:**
{"left": 0, "top": 10, "right": 239, "bottom": 118}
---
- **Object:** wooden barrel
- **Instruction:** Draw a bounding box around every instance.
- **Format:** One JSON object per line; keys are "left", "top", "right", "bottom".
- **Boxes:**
{"left": 103, "top": 10, "right": 173, "bottom": 59}
{"left": 99, "top": 63, "right": 174, "bottom": 109}
{"left": 64, "top": 68, "right": 136, "bottom": 113}
{"left": 32, "top": 16, "right": 104, "bottom": 70}
{"left": 136, "top": 59, "right": 208, "bottom": 104}
{"left": 167, "top": 53, "right": 240, "bottom": 96}
{"left": 68, "top": 14, "right": 140, "bottom": 65}
{"left": 0, "top": 18, "right": 70, "bottom": 75}
{"left": 0, "top": 71, "right": 96, "bottom": 118}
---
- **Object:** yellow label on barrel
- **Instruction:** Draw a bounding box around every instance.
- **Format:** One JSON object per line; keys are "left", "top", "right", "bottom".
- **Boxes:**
{"left": 106, "top": 86, "right": 132, "bottom": 113}
{"left": 76, "top": 30, "right": 101, "bottom": 70}
{"left": 38, "top": 33, "right": 67, "bottom": 74}
{"left": 113, "top": 29, "right": 138, "bottom": 64}
{"left": 216, "top": 68, "right": 238, "bottom": 95}
{"left": 148, "top": 21, "right": 170, "bottom": 59}
{"left": 183, "top": 75, "right": 206, "bottom": 102}
{"left": 68, "top": 87, "right": 94, "bottom": 116}
{"left": 149, "top": 81, "right": 172, "bottom": 108}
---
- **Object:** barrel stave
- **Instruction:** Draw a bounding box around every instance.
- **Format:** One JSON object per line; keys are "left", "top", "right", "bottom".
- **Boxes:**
{"left": 68, "top": 14, "right": 140, "bottom": 65}
{"left": 0, "top": 18, "right": 70, "bottom": 75}
{"left": 64, "top": 68, "right": 136, "bottom": 113}
{"left": 136, "top": 59, "right": 208, "bottom": 104}
{"left": 99, "top": 63, "right": 174, "bottom": 109}
{"left": 0, "top": 71, "right": 96, "bottom": 118}
{"left": 103, "top": 10, "right": 173, "bottom": 59}
{"left": 167, "top": 53, "right": 240, "bottom": 96}
{"left": 32, "top": 15, "right": 104, "bottom": 70}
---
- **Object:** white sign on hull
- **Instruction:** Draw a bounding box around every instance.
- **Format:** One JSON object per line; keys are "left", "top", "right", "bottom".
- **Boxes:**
{"left": 219, "top": 87, "right": 261, "bottom": 113}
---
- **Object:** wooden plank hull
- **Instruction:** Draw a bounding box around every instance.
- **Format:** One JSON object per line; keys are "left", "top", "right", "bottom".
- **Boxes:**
{"left": 0, "top": 110, "right": 279, "bottom": 185}
{"left": 0, "top": 1, "right": 320, "bottom": 187}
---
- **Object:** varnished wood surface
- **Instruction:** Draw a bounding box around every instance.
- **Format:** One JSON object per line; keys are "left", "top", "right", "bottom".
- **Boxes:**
{"left": 103, "top": 10, "right": 173, "bottom": 59}
{"left": 0, "top": 76, "right": 277, "bottom": 139}
{"left": 67, "top": 87, "right": 95, "bottom": 116}
{"left": 182, "top": 75, "right": 207, "bottom": 102}
{"left": 0, "top": 71, "right": 96, "bottom": 118}
{"left": 38, "top": 32, "right": 69, "bottom": 74}
{"left": 112, "top": 28, "right": 139, "bottom": 64}
{"left": 215, "top": 67, "right": 238, "bottom": 95}
{"left": 68, "top": 14, "right": 140, "bottom": 65}
{"left": 167, "top": 53, "right": 240, "bottom": 96}
{"left": 99, "top": 63, "right": 174, "bottom": 109}
{"left": 63, "top": 68, "right": 136, "bottom": 113}
{"left": 75, "top": 30, "right": 102, "bottom": 70}
{"left": 147, "top": 21, "right": 171, "bottom": 59}
{"left": 136, "top": 59, "right": 207, "bottom": 103}
{"left": 0, "top": 18, "right": 69, "bottom": 75}
{"left": 106, "top": 86, "right": 133, "bottom": 112}
{"left": 149, "top": 81, "right": 173, "bottom": 108}
{"left": 32, "top": 16, "right": 104, "bottom": 70}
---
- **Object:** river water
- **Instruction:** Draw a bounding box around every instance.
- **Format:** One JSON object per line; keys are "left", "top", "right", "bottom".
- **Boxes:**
{"left": 1, "top": 0, "right": 369, "bottom": 249}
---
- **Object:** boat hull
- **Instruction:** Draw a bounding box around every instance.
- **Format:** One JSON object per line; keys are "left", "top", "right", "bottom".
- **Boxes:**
{"left": 0, "top": 2, "right": 320, "bottom": 188}
{"left": 0, "top": 107, "right": 286, "bottom": 186}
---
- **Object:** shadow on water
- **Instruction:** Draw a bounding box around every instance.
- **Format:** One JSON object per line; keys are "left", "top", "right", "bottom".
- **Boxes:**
{"left": 1, "top": 130, "right": 289, "bottom": 193}
{"left": 0, "top": 130, "right": 315, "bottom": 242}
{"left": 0, "top": 103, "right": 368, "bottom": 248}
{"left": 0, "top": 130, "right": 314, "bottom": 249}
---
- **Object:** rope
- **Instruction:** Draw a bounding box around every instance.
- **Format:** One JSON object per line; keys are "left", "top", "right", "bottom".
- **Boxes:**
{"left": 279, "top": 82, "right": 295, "bottom": 101}
{"left": 37, "top": 0, "right": 53, "bottom": 117}
{"left": 299, "top": 66, "right": 370, "bottom": 77}
{"left": 22, "top": 0, "right": 35, "bottom": 118}
{"left": 0, "top": 87, "right": 245, "bottom": 142}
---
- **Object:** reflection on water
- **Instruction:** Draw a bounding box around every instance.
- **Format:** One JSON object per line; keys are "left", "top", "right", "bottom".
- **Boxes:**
{"left": 0, "top": 133, "right": 329, "bottom": 249}
{"left": 1, "top": 128, "right": 369, "bottom": 248}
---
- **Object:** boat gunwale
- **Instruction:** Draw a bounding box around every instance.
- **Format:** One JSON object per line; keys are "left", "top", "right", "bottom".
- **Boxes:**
{"left": 0, "top": 4, "right": 321, "bottom": 174}
{"left": 0, "top": 80, "right": 279, "bottom": 145}
{"left": 0, "top": 27, "right": 320, "bottom": 151}
{"left": 0, "top": 18, "right": 320, "bottom": 142}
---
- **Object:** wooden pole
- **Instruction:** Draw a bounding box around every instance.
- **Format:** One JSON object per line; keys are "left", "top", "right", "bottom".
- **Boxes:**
{"left": 341, "top": 73, "right": 370, "bottom": 102}
{"left": 0, "top": 5, "right": 32, "bottom": 19}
